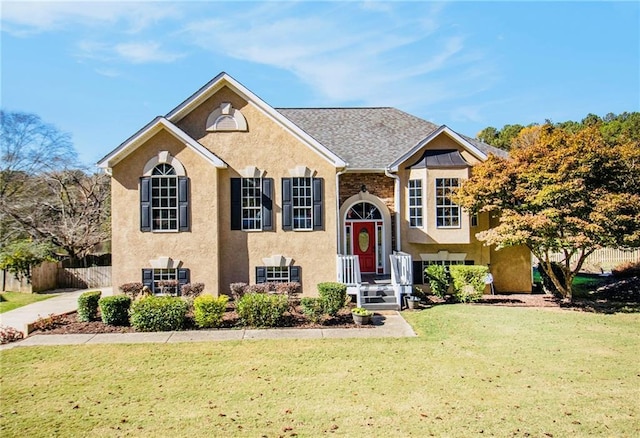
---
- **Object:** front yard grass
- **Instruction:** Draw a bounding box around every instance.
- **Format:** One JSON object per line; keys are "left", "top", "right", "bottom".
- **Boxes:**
{"left": 0, "top": 291, "right": 58, "bottom": 314}
{"left": 1, "top": 305, "right": 639, "bottom": 437}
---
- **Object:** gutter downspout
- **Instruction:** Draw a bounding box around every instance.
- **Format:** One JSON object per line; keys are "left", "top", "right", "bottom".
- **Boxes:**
{"left": 385, "top": 168, "right": 401, "bottom": 252}
{"left": 335, "top": 168, "right": 347, "bottom": 254}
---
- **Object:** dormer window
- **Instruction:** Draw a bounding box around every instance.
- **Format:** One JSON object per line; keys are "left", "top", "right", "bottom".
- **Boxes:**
{"left": 206, "top": 102, "right": 248, "bottom": 132}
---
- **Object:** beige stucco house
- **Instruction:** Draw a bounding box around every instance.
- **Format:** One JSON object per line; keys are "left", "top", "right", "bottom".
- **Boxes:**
{"left": 98, "top": 72, "right": 532, "bottom": 309}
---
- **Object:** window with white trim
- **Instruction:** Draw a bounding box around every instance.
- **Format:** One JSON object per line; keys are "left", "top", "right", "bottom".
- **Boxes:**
{"left": 151, "top": 164, "right": 178, "bottom": 231}
{"left": 435, "top": 178, "right": 460, "bottom": 228}
{"left": 153, "top": 268, "right": 178, "bottom": 295}
{"left": 266, "top": 266, "right": 290, "bottom": 282}
{"left": 242, "top": 177, "right": 262, "bottom": 230}
{"left": 292, "top": 177, "right": 313, "bottom": 230}
{"left": 408, "top": 179, "right": 423, "bottom": 227}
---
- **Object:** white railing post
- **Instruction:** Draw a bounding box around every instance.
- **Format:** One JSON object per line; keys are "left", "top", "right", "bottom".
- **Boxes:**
{"left": 390, "top": 252, "right": 413, "bottom": 308}
{"left": 337, "top": 255, "right": 362, "bottom": 307}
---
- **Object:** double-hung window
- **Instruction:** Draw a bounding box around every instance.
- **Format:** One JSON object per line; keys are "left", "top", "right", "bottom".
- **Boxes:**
{"left": 242, "top": 178, "right": 262, "bottom": 230}
{"left": 408, "top": 179, "right": 423, "bottom": 227}
{"left": 231, "top": 178, "right": 273, "bottom": 231}
{"left": 142, "top": 267, "right": 190, "bottom": 295}
{"left": 255, "top": 265, "right": 301, "bottom": 284}
{"left": 435, "top": 178, "right": 460, "bottom": 228}
{"left": 282, "top": 177, "right": 323, "bottom": 231}
{"left": 292, "top": 177, "right": 313, "bottom": 230}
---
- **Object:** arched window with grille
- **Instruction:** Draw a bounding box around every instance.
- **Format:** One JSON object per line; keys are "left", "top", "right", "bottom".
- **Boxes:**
{"left": 140, "top": 154, "right": 189, "bottom": 232}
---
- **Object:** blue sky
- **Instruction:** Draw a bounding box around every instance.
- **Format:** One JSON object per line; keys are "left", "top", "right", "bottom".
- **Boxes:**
{"left": 2, "top": 1, "right": 638, "bottom": 166}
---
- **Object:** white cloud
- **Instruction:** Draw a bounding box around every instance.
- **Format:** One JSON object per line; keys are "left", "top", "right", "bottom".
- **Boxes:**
{"left": 0, "top": 0, "right": 180, "bottom": 36}
{"left": 115, "top": 41, "right": 185, "bottom": 64}
{"left": 180, "top": 2, "right": 494, "bottom": 113}
{"left": 76, "top": 39, "right": 184, "bottom": 64}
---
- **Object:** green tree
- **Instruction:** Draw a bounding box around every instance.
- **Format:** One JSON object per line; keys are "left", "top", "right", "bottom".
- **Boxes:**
{"left": 0, "top": 240, "right": 55, "bottom": 283}
{"left": 458, "top": 125, "right": 640, "bottom": 300}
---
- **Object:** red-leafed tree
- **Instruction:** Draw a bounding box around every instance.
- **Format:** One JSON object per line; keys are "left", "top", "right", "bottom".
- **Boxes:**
{"left": 458, "top": 124, "right": 640, "bottom": 300}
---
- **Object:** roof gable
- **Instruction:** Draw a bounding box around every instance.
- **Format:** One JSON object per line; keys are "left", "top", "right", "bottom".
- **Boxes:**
{"left": 165, "top": 72, "right": 346, "bottom": 168}
{"left": 97, "top": 117, "right": 227, "bottom": 171}
{"left": 388, "top": 125, "right": 502, "bottom": 172}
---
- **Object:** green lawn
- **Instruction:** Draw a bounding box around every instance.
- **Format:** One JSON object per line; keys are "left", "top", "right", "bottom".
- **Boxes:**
{"left": 1, "top": 306, "right": 638, "bottom": 437}
{"left": 0, "top": 291, "right": 58, "bottom": 314}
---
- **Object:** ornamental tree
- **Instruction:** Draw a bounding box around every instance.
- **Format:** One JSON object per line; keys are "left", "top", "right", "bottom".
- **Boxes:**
{"left": 457, "top": 124, "right": 640, "bottom": 300}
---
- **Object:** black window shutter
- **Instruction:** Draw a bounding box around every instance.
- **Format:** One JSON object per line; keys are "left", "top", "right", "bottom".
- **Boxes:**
{"left": 230, "top": 178, "right": 242, "bottom": 230}
{"left": 142, "top": 269, "right": 153, "bottom": 291}
{"left": 290, "top": 266, "right": 301, "bottom": 284}
{"left": 177, "top": 269, "right": 190, "bottom": 293}
{"left": 282, "top": 178, "right": 292, "bottom": 230}
{"left": 312, "top": 178, "right": 323, "bottom": 230}
{"left": 412, "top": 261, "right": 424, "bottom": 284}
{"left": 464, "top": 260, "right": 475, "bottom": 265}
{"left": 178, "top": 177, "right": 189, "bottom": 232}
{"left": 256, "top": 266, "right": 267, "bottom": 284}
{"left": 140, "top": 177, "right": 152, "bottom": 232}
{"left": 262, "top": 178, "right": 273, "bottom": 231}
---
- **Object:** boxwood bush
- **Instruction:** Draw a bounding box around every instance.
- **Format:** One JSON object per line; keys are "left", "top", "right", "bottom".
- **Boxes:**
{"left": 449, "top": 265, "right": 488, "bottom": 303}
{"left": 98, "top": 295, "right": 131, "bottom": 326}
{"left": 193, "top": 294, "right": 228, "bottom": 328}
{"left": 300, "top": 297, "right": 326, "bottom": 324}
{"left": 425, "top": 264, "right": 450, "bottom": 298}
{"left": 236, "top": 293, "right": 289, "bottom": 327}
{"left": 130, "top": 296, "right": 188, "bottom": 332}
{"left": 317, "top": 282, "right": 347, "bottom": 316}
{"left": 77, "top": 290, "right": 102, "bottom": 322}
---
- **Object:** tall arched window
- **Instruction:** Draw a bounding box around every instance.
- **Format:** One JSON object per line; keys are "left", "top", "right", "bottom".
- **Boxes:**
{"left": 140, "top": 152, "right": 189, "bottom": 232}
{"left": 151, "top": 163, "right": 178, "bottom": 231}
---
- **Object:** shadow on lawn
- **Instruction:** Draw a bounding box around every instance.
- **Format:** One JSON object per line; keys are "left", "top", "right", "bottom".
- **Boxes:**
{"left": 415, "top": 276, "right": 640, "bottom": 315}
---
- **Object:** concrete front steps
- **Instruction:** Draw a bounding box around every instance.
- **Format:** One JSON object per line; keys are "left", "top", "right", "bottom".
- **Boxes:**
{"left": 360, "top": 284, "right": 400, "bottom": 311}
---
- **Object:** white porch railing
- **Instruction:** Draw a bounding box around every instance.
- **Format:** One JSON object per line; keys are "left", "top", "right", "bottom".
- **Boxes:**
{"left": 390, "top": 251, "right": 413, "bottom": 306}
{"left": 337, "top": 255, "right": 363, "bottom": 307}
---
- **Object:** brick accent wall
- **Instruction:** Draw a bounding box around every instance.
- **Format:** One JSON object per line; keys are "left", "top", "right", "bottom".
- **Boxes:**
{"left": 339, "top": 173, "right": 396, "bottom": 213}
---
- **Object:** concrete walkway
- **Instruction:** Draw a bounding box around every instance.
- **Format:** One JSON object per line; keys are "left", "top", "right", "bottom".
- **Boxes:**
{"left": 1, "top": 289, "right": 416, "bottom": 350}
{"left": 1, "top": 287, "right": 114, "bottom": 336}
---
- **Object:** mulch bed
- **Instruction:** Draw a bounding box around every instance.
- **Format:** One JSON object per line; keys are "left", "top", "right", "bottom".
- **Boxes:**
{"left": 30, "top": 276, "right": 640, "bottom": 336}
{"left": 30, "top": 303, "right": 360, "bottom": 336}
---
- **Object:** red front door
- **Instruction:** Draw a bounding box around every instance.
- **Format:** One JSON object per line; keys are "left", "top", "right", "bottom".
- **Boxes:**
{"left": 353, "top": 222, "right": 376, "bottom": 273}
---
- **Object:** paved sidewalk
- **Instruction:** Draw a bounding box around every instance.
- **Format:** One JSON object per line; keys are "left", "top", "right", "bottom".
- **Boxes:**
{"left": 1, "top": 287, "right": 114, "bottom": 336}
{"left": 1, "top": 311, "right": 416, "bottom": 350}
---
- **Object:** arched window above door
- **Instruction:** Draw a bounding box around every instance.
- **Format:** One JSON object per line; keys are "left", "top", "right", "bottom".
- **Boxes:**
{"left": 346, "top": 201, "right": 382, "bottom": 220}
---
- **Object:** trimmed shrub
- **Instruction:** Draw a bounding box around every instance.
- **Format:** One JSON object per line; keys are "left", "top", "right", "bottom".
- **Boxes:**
{"left": 193, "top": 295, "right": 228, "bottom": 328}
{"left": 77, "top": 290, "right": 102, "bottom": 322}
{"left": 246, "top": 283, "right": 272, "bottom": 294}
{"left": 275, "top": 282, "right": 301, "bottom": 297}
{"left": 236, "top": 293, "right": 289, "bottom": 327}
{"left": 449, "top": 265, "right": 488, "bottom": 303}
{"left": 317, "top": 282, "right": 347, "bottom": 316}
{"left": 425, "top": 265, "right": 450, "bottom": 298}
{"left": 130, "top": 296, "right": 188, "bottom": 332}
{"left": 119, "top": 282, "right": 144, "bottom": 300}
{"left": 99, "top": 295, "right": 131, "bottom": 326}
{"left": 1, "top": 325, "right": 24, "bottom": 344}
{"left": 229, "top": 282, "right": 248, "bottom": 301}
{"left": 300, "top": 297, "right": 326, "bottom": 324}
{"left": 612, "top": 261, "right": 640, "bottom": 278}
{"left": 181, "top": 282, "right": 205, "bottom": 298}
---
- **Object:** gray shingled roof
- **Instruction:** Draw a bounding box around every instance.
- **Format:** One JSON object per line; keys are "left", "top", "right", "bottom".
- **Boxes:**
{"left": 277, "top": 108, "right": 506, "bottom": 169}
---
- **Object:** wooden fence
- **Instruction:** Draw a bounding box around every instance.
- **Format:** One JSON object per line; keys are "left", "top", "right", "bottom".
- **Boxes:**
{"left": 2, "top": 264, "right": 112, "bottom": 293}
{"left": 533, "top": 248, "right": 640, "bottom": 271}
{"left": 57, "top": 266, "right": 112, "bottom": 289}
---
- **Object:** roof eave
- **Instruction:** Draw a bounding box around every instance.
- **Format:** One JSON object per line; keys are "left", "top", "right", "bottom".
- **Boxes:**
{"left": 97, "top": 117, "right": 227, "bottom": 171}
